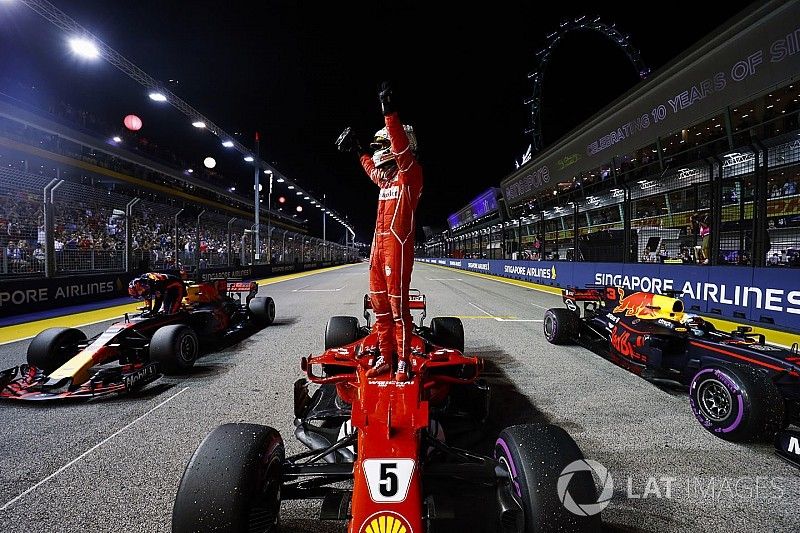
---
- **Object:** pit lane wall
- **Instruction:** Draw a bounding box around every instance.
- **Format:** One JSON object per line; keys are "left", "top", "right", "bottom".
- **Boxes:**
{"left": 0, "top": 261, "right": 346, "bottom": 319}
{"left": 417, "top": 258, "right": 800, "bottom": 334}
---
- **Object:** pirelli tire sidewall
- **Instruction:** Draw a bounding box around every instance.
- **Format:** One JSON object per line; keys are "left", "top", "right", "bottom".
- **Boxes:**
{"left": 543, "top": 308, "right": 580, "bottom": 345}
{"left": 689, "top": 364, "right": 785, "bottom": 442}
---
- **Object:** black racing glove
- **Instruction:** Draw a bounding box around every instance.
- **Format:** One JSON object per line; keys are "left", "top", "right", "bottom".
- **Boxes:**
{"left": 379, "top": 81, "right": 395, "bottom": 116}
{"left": 335, "top": 126, "right": 366, "bottom": 155}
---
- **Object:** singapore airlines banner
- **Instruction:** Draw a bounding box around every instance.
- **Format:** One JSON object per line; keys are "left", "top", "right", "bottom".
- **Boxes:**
{"left": 501, "top": 1, "right": 800, "bottom": 206}
{"left": 417, "top": 258, "right": 800, "bottom": 334}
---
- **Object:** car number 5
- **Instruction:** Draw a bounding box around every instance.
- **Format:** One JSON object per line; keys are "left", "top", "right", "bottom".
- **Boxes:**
{"left": 379, "top": 463, "right": 398, "bottom": 497}
{"left": 363, "top": 459, "right": 415, "bottom": 503}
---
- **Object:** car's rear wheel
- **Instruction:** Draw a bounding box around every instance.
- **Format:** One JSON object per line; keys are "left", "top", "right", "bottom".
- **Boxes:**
{"left": 249, "top": 296, "right": 276, "bottom": 327}
{"left": 543, "top": 308, "right": 580, "bottom": 345}
{"left": 173, "top": 423, "right": 284, "bottom": 533}
{"left": 27, "top": 327, "right": 87, "bottom": 373}
{"left": 689, "top": 364, "right": 784, "bottom": 442}
{"left": 325, "top": 316, "right": 360, "bottom": 350}
{"left": 149, "top": 325, "right": 199, "bottom": 374}
{"left": 430, "top": 316, "right": 465, "bottom": 352}
{"left": 495, "top": 424, "right": 602, "bottom": 532}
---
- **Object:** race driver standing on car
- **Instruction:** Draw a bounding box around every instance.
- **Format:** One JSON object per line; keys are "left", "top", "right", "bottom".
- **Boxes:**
{"left": 336, "top": 82, "right": 423, "bottom": 382}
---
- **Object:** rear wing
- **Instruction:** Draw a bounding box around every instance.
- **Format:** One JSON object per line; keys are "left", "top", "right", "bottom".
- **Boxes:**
{"left": 563, "top": 285, "right": 684, "bottom": 303}
{"left": 225, "top": 280, "right": 258, "bottom": 302}
{"left": 363, "top": 288, "right": 427, "bottom": 327}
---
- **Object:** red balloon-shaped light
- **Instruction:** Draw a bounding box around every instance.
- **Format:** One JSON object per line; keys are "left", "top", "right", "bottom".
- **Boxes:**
{"left": 278, "top": 196, "right": 286, "bottom": 204}
{"left": 123, "top": 114, "right": 142, "bottom": 131}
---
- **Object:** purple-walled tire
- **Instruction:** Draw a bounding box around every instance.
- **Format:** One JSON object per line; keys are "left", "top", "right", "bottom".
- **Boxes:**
{"left": 543, "top": 308, "right": 580, "bottom": 345}
{"left": 494, "top": 424, "right": 600, "bottom": 532}
{"left": 689, "top": 365, "right": 784, "bottom": 442}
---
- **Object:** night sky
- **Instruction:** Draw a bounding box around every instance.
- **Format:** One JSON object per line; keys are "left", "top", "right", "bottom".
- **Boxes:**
{"left": 0, "top": 1, "right": 757, "bottom": 242}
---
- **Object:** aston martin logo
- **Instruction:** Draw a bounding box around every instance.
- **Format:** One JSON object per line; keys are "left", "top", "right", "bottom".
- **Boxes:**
{"left": 359, "top": 511, "right": 413, "bottom": 533}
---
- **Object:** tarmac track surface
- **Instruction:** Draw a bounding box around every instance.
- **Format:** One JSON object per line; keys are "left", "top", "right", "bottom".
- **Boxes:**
{"left": 0, "top": 262, "right": 797, "bottom": 532}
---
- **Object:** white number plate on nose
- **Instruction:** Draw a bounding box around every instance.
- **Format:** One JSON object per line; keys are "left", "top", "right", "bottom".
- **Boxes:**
{"left": 363, "top": 459, "right": 415, "bottom": 503}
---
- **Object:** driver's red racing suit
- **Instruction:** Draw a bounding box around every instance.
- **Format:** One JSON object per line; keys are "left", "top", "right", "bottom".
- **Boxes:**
{"left": 359, "top": 112, "right": 423, "bottom": 364}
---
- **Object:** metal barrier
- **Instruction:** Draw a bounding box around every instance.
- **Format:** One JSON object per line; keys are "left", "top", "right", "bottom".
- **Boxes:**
{"left": 0, "top": 168, "right": 48, "bottom": 277}
{"left": 0, "top": 166, "right": 357, "bottom": 280}
{"left": 52, "top": 180, "right": 127, "bottom": 274}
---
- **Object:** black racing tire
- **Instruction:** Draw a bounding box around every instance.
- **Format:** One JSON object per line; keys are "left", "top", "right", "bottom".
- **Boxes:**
{"left": 430, "top": 317, "right": 465, "bottom": 353}
{"left": 249, "top": 296, "right": 276, "bottom": 327}
{"left": 173, "top": 423, "right": 284, "bottom": 533}
{"left": 495, "top": 424, "right": 602, "bottom": 532}
{"left": 149, "top": 325, "right": 199, "bottom": 375}
{"left": 26, "top": 327, "right": 87, "bottom": 373}
{"left": 543, "top": 308, "right": 580, "bottom": 345}
{"left": 325, "top": 316, "right": 360, "bottom": 350}
{"left": 689, "top": 364, "right": 784, "bottom": 442}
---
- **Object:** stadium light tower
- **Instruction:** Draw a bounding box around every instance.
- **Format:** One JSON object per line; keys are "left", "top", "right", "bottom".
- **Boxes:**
{"left": 253, "top": 132, "right": 261, "bottom": 262}
{"left": 13, "top": 0, "right": 357, "bottom": 240}
{"left": 265, "top": 169, "right": 273, "bottom": 263}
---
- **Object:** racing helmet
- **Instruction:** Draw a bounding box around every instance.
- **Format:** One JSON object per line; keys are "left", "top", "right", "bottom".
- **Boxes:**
{"left": 128, "top": 276, "right": 151, "bottom": 300}
{"left": 371, "top": 124, "right": 417, "bottom": 168}
{"left": 680, "top": 313, "right": 705, "bottom": 327}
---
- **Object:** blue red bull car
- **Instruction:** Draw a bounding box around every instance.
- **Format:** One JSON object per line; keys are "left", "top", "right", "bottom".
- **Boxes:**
{"left": 0, "top": 279, "right": 275, "bottom": 401}
{"left": 543, "top": 286, "right": 800, "bottom": 456}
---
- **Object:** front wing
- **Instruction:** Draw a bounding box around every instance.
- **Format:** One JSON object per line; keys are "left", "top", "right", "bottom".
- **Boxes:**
{"left": 0, "top": 362, "right": 160, "bottom": 401}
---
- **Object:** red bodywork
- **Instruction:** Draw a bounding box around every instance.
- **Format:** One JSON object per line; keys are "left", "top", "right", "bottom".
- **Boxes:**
{"left": 302, "top": 329, "right": 481, "bottom": 533}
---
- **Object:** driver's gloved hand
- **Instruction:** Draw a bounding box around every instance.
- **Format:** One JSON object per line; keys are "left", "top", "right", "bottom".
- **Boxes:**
{"left": 378, "top": 81, "right": 395, "bottom": 115}
{"left": 336, "top": 126, "right": 366, "bottom": 155}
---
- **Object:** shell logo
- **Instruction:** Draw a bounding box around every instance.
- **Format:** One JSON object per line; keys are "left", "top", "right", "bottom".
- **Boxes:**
{"left": 359, "top": 511, "right": 413, "bottom": 533}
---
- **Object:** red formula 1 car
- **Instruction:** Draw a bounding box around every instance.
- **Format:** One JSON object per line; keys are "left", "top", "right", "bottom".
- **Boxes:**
{"left": 173, "top": 291, "right": 599, "bottom": 533}
{"left": 543, "top": 286, "right": 800, "bottom": 455}
{"left": 0, "top": 279, "right": 275, "bottom": 401}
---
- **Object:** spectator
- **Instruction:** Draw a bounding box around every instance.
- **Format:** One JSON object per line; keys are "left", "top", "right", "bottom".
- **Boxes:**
{"left": 691, "top": 213, "right": 711, "bottom": 265}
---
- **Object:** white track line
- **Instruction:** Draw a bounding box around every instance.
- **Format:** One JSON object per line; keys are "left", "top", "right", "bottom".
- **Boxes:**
{"left": 468, "top": 302, "right": 495, "bottom": 318}
{"left": 468, "top": 302, "right": 542, "bottom": 322}
{"left": 292, "top": 286, "right": 344, "bottom": 292}
{"left": 0, "top": 386, "right": 189, "bottom": 511}
{"left": 529, "top": 302, "right": 549, "bottom": 310}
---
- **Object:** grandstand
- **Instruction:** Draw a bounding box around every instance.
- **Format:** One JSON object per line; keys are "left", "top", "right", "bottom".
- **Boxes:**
{"left": 423, "top": 0, "right": 800, "bottom": 270}
{"left": 0, "top": 92, "right": 354, "bottom": 278}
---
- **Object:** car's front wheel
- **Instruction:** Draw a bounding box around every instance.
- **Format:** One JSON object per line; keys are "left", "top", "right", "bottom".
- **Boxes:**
{"left": 173, "top": 423, "right": 284, "bottom": 533}
{"left": 27, "top": 327, "right": 87, "bottom": 373}
{"left": 149, "top": 325, "right": 199, "bottom": 374}
{"left": 495, "top": 424, "right": 602, "bottom": 532}
{"left": 689, "top": 364, "right": 784, "bottom": 442}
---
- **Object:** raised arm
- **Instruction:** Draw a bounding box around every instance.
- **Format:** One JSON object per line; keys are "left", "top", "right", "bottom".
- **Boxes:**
{"left": 359, "top": 153, "right": 384, "bottom": 186}
{"left": 384, "top": 112, "right": 421, "bottom": 188}
{"left": 379, "top": 81, "right": 422, "bottom": 189}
